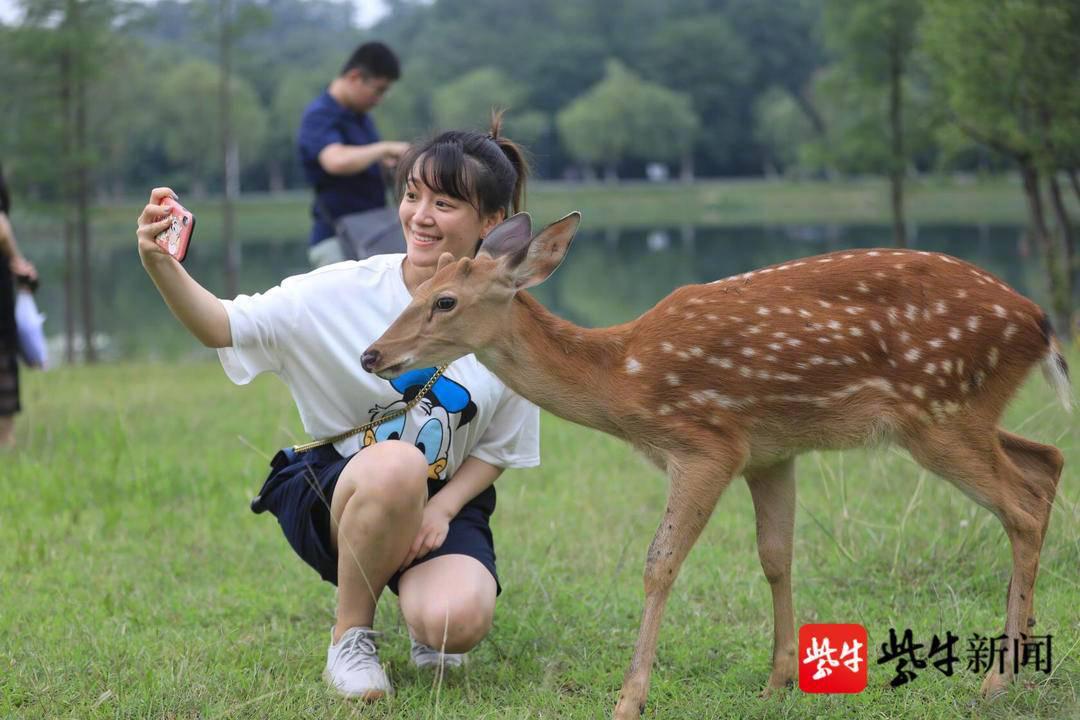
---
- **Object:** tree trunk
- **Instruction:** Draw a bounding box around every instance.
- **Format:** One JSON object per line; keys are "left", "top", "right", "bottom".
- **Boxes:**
{"left": 1047, "top": 172, "right": 1075, "bottom": 324}
{"left": 74, "top": 6, "right": 95, "bottom": 363}
{"left": 680, "top": 151, "right": 694, "bottom": 182}
{"left": 60, "top": 42, "right": 76, "bottom": 364}
{"left": 888, "top": 35, "right": 907, "bottom": 249}
{"left": 1020, "top": 160, "right": 1069, "bottom": 332}
{"left": 220, "top": 0, "right": 238, "bottom": 298}
{"left": 1069, "top": 168, "right": 1080, "bottom": 209}
{"left": 267, "top": 159, "right": 285, "bottom": 194}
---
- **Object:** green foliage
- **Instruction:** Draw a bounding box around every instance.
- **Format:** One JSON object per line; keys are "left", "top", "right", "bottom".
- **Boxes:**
{"left": 921, "top": 0, "right": 1080, "bottom": 171}
{"left": 155, "top": 59, "right": 268, "bottom": 193}
{"left": 431, "top": 67, "right": 529, "bottom": 133}
{"left": 557, "top": 60, "right": 699, "bottom": 175}
{"left": 753, "top": 88, "right": 818, "bottom": 175}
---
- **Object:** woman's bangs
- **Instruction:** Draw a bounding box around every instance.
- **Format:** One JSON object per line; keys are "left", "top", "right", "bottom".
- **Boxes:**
{"left": 413, "top": 145, "right": 477, "bottom": 207}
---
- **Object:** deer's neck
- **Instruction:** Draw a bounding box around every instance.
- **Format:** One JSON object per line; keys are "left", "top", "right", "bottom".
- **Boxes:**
{"left": 477, "top": 292, "right": 630, "bottom": 437}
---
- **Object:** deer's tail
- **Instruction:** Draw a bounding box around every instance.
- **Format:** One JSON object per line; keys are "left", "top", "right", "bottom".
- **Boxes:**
{"left": 1039, "top": 314, "right": 1072, "bottom": 412}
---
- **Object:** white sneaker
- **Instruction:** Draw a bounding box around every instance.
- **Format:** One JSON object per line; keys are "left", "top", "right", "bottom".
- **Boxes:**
{"left": 410, "top": 635, "right": 467, "bottom": 670}
{"left": 324, "top": 626, "right": 393, "bottom": 700}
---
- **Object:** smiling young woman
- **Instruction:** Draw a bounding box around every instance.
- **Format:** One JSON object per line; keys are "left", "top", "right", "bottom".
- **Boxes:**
{"left": 136, "top": 113, "right": 538, "bottom": 701}
{"left": 396, "top": 115, "right": 528, "bottom": 291}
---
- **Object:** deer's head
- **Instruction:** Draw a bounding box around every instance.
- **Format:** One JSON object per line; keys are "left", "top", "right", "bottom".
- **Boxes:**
{"left": 362, "top": 211, "right": 580, "bottom": 378}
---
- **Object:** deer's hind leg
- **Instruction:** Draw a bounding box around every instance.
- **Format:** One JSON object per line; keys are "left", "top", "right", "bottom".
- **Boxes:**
{"left": 613, "top": 438, "right": 748, "bottom": 720}
{"left": 745, "top": 458, "right": 798, "bottom": 695}
{"left": 902, "top": 422, "right": 1057, "bottom": 698}
{"left": 996, "top": 429, "right": 1063, "bottom": 632}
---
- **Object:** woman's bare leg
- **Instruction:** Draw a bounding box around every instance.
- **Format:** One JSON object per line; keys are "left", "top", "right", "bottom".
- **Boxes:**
{"left": 398, "top": 554, "right": 497, "bottom": 653}
{"left": 328, "top": 440, "right": 428, "bottom": 641}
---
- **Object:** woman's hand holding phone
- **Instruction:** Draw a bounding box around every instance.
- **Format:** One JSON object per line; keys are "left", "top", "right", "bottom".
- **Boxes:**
{"left": 137, "top": 187, "right": 194, "bottom": 264}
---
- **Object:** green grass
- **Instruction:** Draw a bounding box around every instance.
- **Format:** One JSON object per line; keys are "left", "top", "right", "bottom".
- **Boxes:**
{"left": 13, "top": 175, "right": 1076, "bottom": 256}
{"left": 1, "top": 359, "right": 1077, "bottom": 719}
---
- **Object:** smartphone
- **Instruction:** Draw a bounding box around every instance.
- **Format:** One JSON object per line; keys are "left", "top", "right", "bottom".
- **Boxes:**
{"left": 155, "top": 197, "right": 195, "bottom": 262}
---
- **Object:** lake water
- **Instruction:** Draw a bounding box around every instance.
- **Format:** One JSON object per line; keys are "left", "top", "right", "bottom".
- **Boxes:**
{"left": 29, "top": 222, "right": 1054, "bottom": 362}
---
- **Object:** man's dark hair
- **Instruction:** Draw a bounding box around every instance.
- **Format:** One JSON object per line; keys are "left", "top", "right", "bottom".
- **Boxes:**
{"left": 341, "top": 42, "right": 400, "bottom": 80}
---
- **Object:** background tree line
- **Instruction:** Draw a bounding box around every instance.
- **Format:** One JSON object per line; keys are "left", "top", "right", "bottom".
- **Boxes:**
{"left": 0, "top": 0, "right": 1078, "bottom": 355}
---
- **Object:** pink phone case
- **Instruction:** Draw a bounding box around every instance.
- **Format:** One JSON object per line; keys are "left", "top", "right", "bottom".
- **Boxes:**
{"left": 155, "top": 197, "right": 195, "bottom": 262}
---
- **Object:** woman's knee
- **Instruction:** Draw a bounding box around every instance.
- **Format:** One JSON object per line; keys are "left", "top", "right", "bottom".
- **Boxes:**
{"left": 408, "top": 597, "right": 494, "bottom": 653}
{"left": 335, "top": 440, "right": 428, "bottom": 513}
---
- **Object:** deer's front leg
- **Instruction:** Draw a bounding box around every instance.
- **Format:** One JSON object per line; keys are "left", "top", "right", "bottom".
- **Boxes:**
{"left": 614, "top": 449, "right": 743, "bottom": 720}
{"left": 746, "top": 458, "right": 797, "bottom": 695}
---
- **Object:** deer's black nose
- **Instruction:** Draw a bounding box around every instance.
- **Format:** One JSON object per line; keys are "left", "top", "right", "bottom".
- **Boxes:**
{"left": 361, "top": 349, "right": 381, "bottom": 373}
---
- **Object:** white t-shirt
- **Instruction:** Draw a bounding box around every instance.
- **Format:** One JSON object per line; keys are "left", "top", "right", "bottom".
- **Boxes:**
{"left": 217, "top": 254, "right": 540, "bottom": 479}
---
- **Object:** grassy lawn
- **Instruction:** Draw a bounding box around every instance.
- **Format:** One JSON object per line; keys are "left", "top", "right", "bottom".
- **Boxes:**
{"left": 1, "top": 357, "right": 1077, "bottom": 719}
{"left": 13, "top": 176, "right": 1075, "bottom": 255}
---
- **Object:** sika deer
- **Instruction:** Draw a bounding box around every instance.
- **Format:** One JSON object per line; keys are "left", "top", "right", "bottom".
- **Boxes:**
{"left": 361, "top": 213, "right": 1070, "bottom": 718}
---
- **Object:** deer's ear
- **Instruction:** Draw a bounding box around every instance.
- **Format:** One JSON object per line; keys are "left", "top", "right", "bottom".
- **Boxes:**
{"left": 435, "top": 251, "right": 456, "bottom": 273}
{"left": 477, "top": 212, "right": 532, "bottom": 264}
{"left": 509, "top": 212, "right": 580, "bottom": 290}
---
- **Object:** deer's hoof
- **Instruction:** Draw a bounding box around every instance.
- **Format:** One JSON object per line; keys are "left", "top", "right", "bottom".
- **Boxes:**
{"left": 980, "top": 672, "right": 1010, "bottom": 699}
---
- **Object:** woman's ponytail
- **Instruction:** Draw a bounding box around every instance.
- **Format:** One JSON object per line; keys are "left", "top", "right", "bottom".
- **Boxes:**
{"left": 488, "top": 109, "right": 529, "bottom": 215}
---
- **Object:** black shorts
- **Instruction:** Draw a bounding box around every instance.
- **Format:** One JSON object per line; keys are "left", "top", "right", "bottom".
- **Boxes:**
{"left": 254, "top": 445, "right": 500, "bottom": 595}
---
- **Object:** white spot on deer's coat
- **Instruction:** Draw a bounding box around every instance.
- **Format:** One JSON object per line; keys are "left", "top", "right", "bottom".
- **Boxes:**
{"left": 779, "top": 306, "right": 793, "bottom": 315}
{"left": 928, "top": 338, "right": 944, "bottom": 349}
{"left": 967, "top": 316, "right": 981, "bottom": 332}
{"left": 905, "top": 304, "right": 919, "bottom": 322}
{"left": 988, "top": 347, "right": 1000, "bottom": 368}
{"left": 810, "top": 355, "right": 826, "bottom": 365}
{"left": 740, "top": 366, "right": 753, "bottom": 378}
{"left": 924, "top": 362, "right": 937, "bottom": 375}
{"left": 1003, "top": 323, "right": 1017, "bottom": 340}
{"left": 955, "top": 289, "right": 968, "bottom": 299}
{"left": 849, "top": 326, "right": 864, "bottom": 337}
{"left": 934, "top": 301, "right": 948, "bottom": 315}
{"left": 886, "top": 308, "right": 900, "bottom": 325}
{"left": 899, "top": 331, "right": 912, "bottom": 344}
{"left": 741, "top": 347, "right": 757, "bottom": 357}
{"left": 775, "top": 372, "right": 802, "bottom": 382}
{"left": 658, "top": 404, "right": 672, "bottom": 415}
{"left": 665, "top": 373, "right": 680, "bottom": 386}
{"left": 869, "top": 319, "right": 883, "bottom": 332}
{"left": 817, "top": 258, "right": 833, "bottom": 264}
{"left": 786, "top": 338, "right": 803, "bottom": 347}
{"left": 661, "top": 342, "right": 674, "bottom": 353}
{"left": 690, "top": 346, "right": 704, "bottom": 357}
{"left": 956, "top": 358, "right": 964, "bottom": 376}
{"left": 625, "top": 358, "right": 642, "bottom": 374}
{"left": 941, "top": 359, "right": 953, "bottom": 375}
{"left": 905, "top": 348, "right": 922, "bottom": 362}
{"left": 768, "top": 343, "right": 783, "bottom": 351}
{"left": 868, "top": 251, "right": 880, "bottom": 257}
{"left": 798, "top": 309, "right": 813, "bottom": 318}
{"left": 912, "top": 385, "right": 926, "bottom": 399}
{"left": 827, "top": 320, "right": 843, "bottom": 330}
{"left": 993, "top": 304, "right": 1007, "bottom": 318}
{"left": 817, "top": 299, "right": 833, "bottom": 309}
{"left": 949, "top": 327, "right": 962, "bottom": 341}
{"left": 708, "top": 356, "right": 734, "bottom": 369}
{"left": 817, "top": 337, "right": 832, "bottom": 344}
{"left": 757, "top": 306, "right": 771, "bottom": 316}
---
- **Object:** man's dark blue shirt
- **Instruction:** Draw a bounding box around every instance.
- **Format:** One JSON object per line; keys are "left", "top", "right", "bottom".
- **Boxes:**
{"left": 297, "top": 90, "right": 387, "bottom": 246}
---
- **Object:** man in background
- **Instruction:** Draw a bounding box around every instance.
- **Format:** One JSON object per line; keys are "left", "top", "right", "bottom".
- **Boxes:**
{"left": 298, "top": 42, "right": 409, "bottom": 268}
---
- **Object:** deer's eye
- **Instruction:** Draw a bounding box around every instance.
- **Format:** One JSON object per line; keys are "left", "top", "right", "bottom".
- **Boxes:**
{"left": 434, "top": 296, "right": 457, "bottom": 312}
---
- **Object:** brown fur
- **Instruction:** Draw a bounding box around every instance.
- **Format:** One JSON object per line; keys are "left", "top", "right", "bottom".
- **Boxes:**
{"left": 367, "top": 243, "right": 1069, "bottom": 718}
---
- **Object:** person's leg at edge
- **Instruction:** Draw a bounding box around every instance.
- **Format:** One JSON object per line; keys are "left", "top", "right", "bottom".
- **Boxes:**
{"left": 0, "top": 415, "right": 13, "bottom": 449}
{"left": 329, "top": 440, "right": 429, "bottom": 641}
{"left": 398, "top": 554, "right": 497, "bottom": 655}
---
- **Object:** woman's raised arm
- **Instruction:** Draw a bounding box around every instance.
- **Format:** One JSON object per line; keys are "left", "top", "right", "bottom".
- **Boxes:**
{"left": 137, "top": 187, "right": 231, "bottom": 348}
